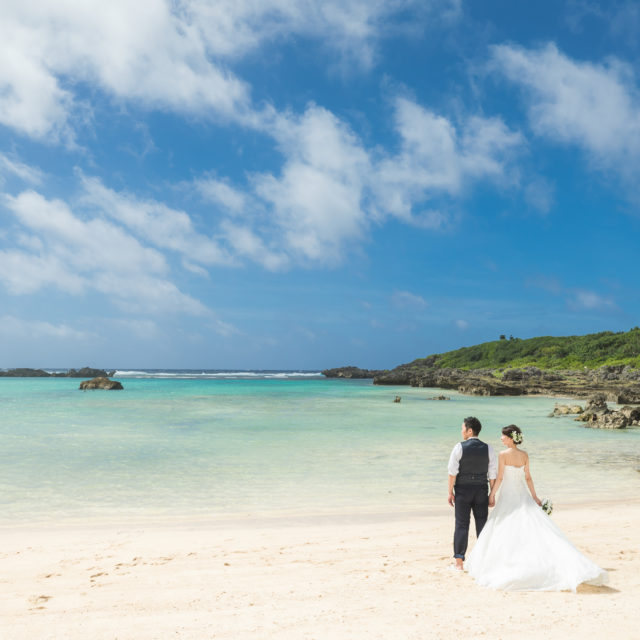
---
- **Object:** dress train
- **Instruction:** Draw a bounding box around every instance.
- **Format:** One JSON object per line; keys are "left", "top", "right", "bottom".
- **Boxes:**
{"left": 466, "top": 465, "right": 608, "bottom": 592}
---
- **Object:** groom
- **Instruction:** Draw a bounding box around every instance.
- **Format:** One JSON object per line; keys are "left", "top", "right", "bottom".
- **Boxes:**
{"left": 447, "top": 416, "right": 497, "bottom": 570}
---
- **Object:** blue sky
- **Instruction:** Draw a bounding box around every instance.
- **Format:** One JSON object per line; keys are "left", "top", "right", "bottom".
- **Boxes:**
{"left": 1, "top": 1, "right": 640, "bottom": 370}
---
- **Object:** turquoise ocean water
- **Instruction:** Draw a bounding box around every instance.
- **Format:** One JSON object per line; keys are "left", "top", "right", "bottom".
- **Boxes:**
{"left": 1, "top": 371, "right": 638, "bottom": 524}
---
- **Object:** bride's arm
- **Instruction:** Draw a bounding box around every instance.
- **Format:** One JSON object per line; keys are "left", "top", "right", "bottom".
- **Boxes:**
{"left": 489, "top": 454, "right": 505, "bottom": 504}
{"left": 524, "top": 453, "right": 542, "bottom": 506}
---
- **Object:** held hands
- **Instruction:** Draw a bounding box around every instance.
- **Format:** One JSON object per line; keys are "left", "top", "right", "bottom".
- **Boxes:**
{"left": 488, "top": 493, "right": 496, "bottom": 508}
{"left": 448, "top": 492, "right": 455, "bottom": 507}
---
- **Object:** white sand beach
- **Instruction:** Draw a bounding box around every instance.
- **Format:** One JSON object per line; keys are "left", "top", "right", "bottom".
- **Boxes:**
{"left": 2, "top": 500, "right": 638, "bottom": 640}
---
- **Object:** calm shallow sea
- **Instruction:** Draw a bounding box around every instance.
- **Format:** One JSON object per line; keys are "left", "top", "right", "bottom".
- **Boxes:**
{"left": 1, "top": 372, "right": 638, "bottom": 524}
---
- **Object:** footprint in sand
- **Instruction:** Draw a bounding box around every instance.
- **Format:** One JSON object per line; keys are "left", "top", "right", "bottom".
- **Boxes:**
{"left": 28, "top": 595, "right": 51, "bottom": 609}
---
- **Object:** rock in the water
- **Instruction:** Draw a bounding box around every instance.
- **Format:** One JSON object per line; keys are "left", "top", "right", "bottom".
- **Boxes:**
{"left": 430, "top": 395, "right": 450, "bottom": 400}
{"left": 575, "top": 398, "right": 640, "bottom": 429}
{"left": 79, "top": 377, "right": 123, "bottom": 390}
{"left": 580, "top": 412, "right": 629, "bottom": 429}
{"left": 550, "top": 403, "right": 584, "bottom": 416}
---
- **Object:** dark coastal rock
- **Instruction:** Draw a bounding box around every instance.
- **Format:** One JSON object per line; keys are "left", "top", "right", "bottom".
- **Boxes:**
{"left": 322, "top": 366, "right": 387, "bottom": 379}
{"left": 393, "top": 395, "right": 401, "bottom": 403}
{"left": 578, "top": 411, "right": 629, "bottom": 429}
{"left": 502, "top": 367, "right": 542, "bottom": 381}
{"left": 619, "top": 405, "right": 640, "bottom": 422}
{"left": 610, "top": 388, "right": 640, "bottom": 404}
{"left": 430, "top": 395, "right": 450, "bottom": 400}
{"left": 63, "top": 367, "right": 115, "bottom": 378}
{"left": 0, "top": 368, "right": 51, "bottom": 377}
{"left": 456, "top": 381, "right": 523, "bottom": 396}
{"left": 0, "top": 367, "right": 114, "bottom": 378}
{"left": 79, "top": 377, "right": 123, "bottom": 390}
{"left": 373, "top": 370, "right": 414, "bottom": 385}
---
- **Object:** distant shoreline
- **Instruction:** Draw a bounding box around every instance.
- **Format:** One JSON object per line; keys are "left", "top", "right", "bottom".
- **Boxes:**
{"left": 0, "top": 367, "right": 114, "bottom": 378}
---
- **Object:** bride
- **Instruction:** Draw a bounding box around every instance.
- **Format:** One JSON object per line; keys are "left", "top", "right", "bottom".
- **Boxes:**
{"left": 466, "top": 425, "right": 608, "bottom": 592}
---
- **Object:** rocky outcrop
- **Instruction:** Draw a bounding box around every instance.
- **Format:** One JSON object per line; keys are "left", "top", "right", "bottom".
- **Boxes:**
{"left": 322, "top": 366, "right": 387, "bottom": 379}
{"left": 374, "top": 367, "right": 542, "bottom": 396}
{"left": 572, "top": 394, "right": 640, "bottom": 429}
{"left": 584, "top": 395, "right": 609, "bottom": 413}
{"left": 79, "top": 377, "right": 123, "bottom": 390}
{"left": 368, "top": 364, "right": 640, "bottom": 400}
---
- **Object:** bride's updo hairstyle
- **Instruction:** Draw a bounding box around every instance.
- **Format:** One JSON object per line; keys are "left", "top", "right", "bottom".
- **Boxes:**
{"left": 502, "top": 424, "right": 523, "bottom": 444}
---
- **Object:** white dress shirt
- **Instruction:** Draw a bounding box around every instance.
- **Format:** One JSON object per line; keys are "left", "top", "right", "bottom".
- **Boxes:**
{"left": 447, "top": 436, "right": 497, "bottom": 480}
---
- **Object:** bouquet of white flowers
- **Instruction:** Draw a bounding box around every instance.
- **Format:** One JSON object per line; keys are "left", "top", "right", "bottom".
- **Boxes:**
{"left": 541, "top": 498, "right": 553, "bottom": 515}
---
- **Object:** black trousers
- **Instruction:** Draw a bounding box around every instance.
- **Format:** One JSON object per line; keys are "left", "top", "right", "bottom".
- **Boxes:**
{"left": 453, "top": 483, "right": 488, "bottom": 560}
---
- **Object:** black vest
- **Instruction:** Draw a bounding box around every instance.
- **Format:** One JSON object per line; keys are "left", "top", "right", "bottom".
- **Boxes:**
{"left": 456, "top": 438, "right": 489, "bottom": 485}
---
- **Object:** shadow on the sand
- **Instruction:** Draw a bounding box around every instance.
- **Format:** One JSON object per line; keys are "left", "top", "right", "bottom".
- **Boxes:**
{"left": 576, "top": 583, "right": 619, "bottom": 594}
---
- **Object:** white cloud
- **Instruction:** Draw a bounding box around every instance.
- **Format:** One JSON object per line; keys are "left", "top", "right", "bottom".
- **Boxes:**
{"left": 207, "top": 318, "right": 241, "bottom": 338}
{"left": 0, "top": 0, "right": 251, "bottom": 141}
{"left": 524, "top": 177, "right": 555, "bottom": 214}
{"left": 218, "top": 99, "right": 523, "bottom": 264}
{"left": 491, "top": 43, "right": 640, "bottom": 177}
{"left": 0, "top": 2, "right": 521, "bottom": 272}
{"left": 569, "top": 290, "right": 616, "bottom": 311}
{"left": 0, "top": 249, "right": 85, "bottom": 294}
{"left": 528, "top": 275, "right": 617, "bottom": 313}
{"left": 455, "top": 319, "right": 469, "bottom": 330}
{"left": 0, "top": 315, "right": 94, "bottom": 341}
{"left": 1, "top": 189, "right": 208, "bottom": 315}
{"left": 526, "top": 275, "right": 563, "bottom": 295}
{"left": 254, "top": 105, "right": 372, "bottom": 263}
{"left": 220, "top": 221, "right": 289, "bottom": 270}
{"left": 79, "top": 176, "right": 232, "bottom": 266}
{"left": 0, "top": 1, "right": 458, "bottom": 141}
{"left": 188, "top": 0, "right": 454, "bottom": 68}
{"left": 370, "top": 98, "right": 522, "bottom": 224}
{"left": 6, "top": 190, "right": 167, "bottom": 275}
{"left": 392, "top": 290, "right": 428, "bottom": 309}
{"left": 196, "top": 177, "right": 250, "bottom": 215}
{"left": 0, "top": 152, "right": 43, "bottom": 185}
{"left": 113, "top": 318, "right": 161, "bottom": 340}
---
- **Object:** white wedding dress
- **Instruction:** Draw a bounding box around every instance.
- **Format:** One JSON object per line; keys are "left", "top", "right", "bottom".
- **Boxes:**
{"left": 466, "top": 465, "right": 608, "bottom": 592}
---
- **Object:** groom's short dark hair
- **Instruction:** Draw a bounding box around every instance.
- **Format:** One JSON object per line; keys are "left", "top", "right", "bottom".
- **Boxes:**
{"left": 463, "top": 416, "right": 482, "bottom": 435}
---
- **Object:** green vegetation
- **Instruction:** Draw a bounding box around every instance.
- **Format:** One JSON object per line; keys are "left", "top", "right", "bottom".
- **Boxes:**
{"left": 404, "top": 328, "right": 640, "bottom": 371}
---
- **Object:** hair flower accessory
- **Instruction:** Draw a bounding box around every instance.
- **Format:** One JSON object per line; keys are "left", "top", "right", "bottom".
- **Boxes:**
{"left": 511, "top": 431, "right": 523, "bottom": 444}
